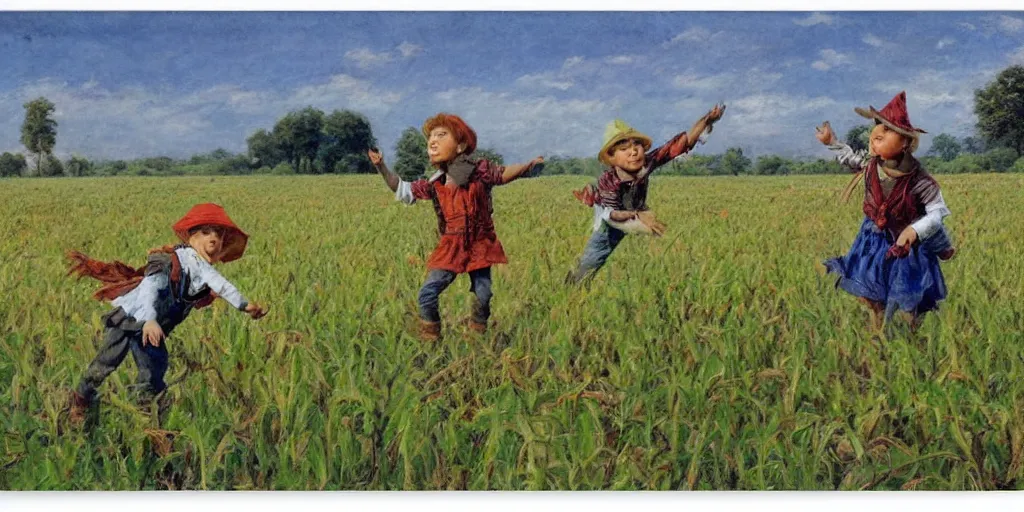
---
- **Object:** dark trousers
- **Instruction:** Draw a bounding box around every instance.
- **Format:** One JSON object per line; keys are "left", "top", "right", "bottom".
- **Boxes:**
{"left": 77, "top": 309, "right": 169, "bottom": 404}
{"left": 417, "top": 267, "right": 493, "bottom": 324}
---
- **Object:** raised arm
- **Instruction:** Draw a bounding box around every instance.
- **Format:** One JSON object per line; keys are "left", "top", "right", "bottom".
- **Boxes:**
{"left": 368, "top": 148, "right": 400, "bottom": 192}
{"left": 647, "top": 103, "right": 726, "bottom": 172}
{"left": 816, "top": 121, "right": 869, "bottom": 171}
{"left": 368, "top": 148, "right": 434, "bottom": 205}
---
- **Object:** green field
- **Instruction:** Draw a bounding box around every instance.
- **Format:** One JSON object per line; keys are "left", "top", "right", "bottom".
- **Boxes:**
{"left": 2, "top": 173, "right": 1023, "bottom": 490}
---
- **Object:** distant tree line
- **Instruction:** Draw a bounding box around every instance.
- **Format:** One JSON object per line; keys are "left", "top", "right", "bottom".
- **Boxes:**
{"left": 5, "top": 65, "right": 1024, "bottom": 178}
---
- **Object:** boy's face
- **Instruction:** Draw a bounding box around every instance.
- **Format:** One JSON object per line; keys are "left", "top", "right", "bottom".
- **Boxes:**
{"left": 608, "top": 138, "right": 646, "bottom": 172}
{"left": 427, "top": 126, "right": 463, "bottom": 165}
{"left": 870, "top": 123, "right": 908, "bottom": 160}
{"left": 189, "top": 225, "right": 224, "bottom": 263}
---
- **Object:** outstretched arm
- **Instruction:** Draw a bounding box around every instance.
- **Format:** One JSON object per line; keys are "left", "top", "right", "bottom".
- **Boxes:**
{"left": 816, "top": 121, "right": 869, "bottom": 171}
{"left": 647, "top": 104, "right": 726, "bottom": 171}
{"left": 500, "top": 156, "right": 545, "bottom": 184}
{"left": 368, "top": 148, "right": 400, "bottom": 192}
{"left": 369, "top": 148, "right": 433, "bottom": 205}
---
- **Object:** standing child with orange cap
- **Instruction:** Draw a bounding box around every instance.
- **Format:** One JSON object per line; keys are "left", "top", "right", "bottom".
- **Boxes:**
{"left": 368, "top": 113, "right": 544, "bottom": 341}
{"left": 65, "top": 203, "right": 267, "bottom": 423}
{"left": 815, "top": 91, "right": 955, "bottom": 330}
{"left": 565, "top": 104, "right": 725, "bottom": 285}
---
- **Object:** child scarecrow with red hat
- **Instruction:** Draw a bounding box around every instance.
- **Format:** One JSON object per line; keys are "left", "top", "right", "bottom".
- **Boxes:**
{"left": 65, "top": 203, "right": 267, "bottom": 423}
{"left": 368, "top": 113, "right": 544, "bottom": 341}
{"left": 815, "top": 91, "right": 954, "bottom": 330}
{"left": 565, "top": 104, "right": 726, "bottom": 285}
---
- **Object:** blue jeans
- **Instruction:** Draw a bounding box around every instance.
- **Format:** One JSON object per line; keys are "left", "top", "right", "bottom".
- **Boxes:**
{"left": 418, "top": 268, "right": 493, "bottom": 323}
{"left": 566, "top": 226, "right": 626, "bottom": 285}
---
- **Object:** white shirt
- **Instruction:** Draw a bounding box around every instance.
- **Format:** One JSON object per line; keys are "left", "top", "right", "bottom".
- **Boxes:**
{"left": 111, "top": 246, "right": 248, "bottom": 322}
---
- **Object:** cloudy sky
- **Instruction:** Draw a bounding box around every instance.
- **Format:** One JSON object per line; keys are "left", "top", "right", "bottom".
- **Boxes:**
{"left": 1, "top": 11, "right": 1023, "bottom": 162}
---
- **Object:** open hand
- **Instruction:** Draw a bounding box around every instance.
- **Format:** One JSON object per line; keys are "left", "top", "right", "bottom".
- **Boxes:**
{"left": 245, "top": 302, "right": 269, "bottom": 320}
{"left": 815, "top": 121, "right": 836, "bottom": 145}
{"left": 637, "top": 210, "right": 667, "bottom": 237}
{"left": 707, "top": 103, "right": 726, "bottom": 123}
{"left": 896, "top": 226, "right": 918, "bottom": 248}
{"left": 142, "top": 320, "right": 165, "bottom": 347}
{"left": 367, "top": 148, "right": 384, "bottom": 167}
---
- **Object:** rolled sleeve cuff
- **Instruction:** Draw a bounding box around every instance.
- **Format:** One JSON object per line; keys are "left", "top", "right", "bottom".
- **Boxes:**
{"left": 395, "top": 181, "right": 416, "bottom": 205}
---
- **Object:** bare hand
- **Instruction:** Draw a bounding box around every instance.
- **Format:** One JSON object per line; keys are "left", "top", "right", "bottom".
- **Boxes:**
{"left": 896, "top": 226, "right": 918, "bottom": 248}
{"left": 573, "top": 184, "right": 597, "bottom": 207}
{"left": 245, "top": 302, "right": 268, "bottom": 320}
{"left": 637, "top": 210, "right": 667, "bottom": 237}
{"left": 707, "top": 103, "right": 726, "bottom": 123}
{"left": 367, "top": 148, "right": 384, "bottom": 167}
{"left": 142, "top": 320, "right": 165, "bottom": 347}
{"left": 815, "top": 121, "right": 835, "bottom": 145}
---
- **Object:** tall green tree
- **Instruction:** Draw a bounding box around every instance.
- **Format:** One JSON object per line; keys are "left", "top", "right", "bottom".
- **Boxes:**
{"left": 975, "top": 65, "right": 1024, "bottom": 156}
{"left": 0, "top": 152, "right": 28, "bottom": 177}
{"left": 928, "top": 133, "right": 962, "bottom": 161}
{"left": 321, "top": 110, "right": 376, "bottom": 173}
{"left": 719, "top": 147, "right": 751, "bottom": 176}
{"left": 473, "top": 148, "right": 504, "bottom": 166}
{"left": 21, "top": 97, "right": 58, "bottom": 176}
{"left": 246, "top": 129, "right": 283, "bottom": 168}
{"left": 845, "top": 124, "right": 872, "bottom": 153}
{"left": 392, "top": 127, "right": 430, "bottom": 181}
{"left": 65, "top": 155, "right": 92, "bottom": 177}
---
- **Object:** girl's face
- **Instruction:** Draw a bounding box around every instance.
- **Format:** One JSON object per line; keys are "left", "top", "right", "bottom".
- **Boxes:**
{"left": 608, "top": 138, "right": 646, "bottom": 173}
{"left": 427, "top": 126, "right": 463, "bottom": 165}
{"left": 870, "top": 123, "right": 909, "bottom": 160}
{"left": 189, "top": 225, "right": 224, "bottom": 263}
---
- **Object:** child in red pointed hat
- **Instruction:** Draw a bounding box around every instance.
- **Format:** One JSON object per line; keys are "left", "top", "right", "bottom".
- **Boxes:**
{"left": 815, "top": 92, "right": 954, "bottom": 330}
{"left": 64, "top": 203, "right": 267, "bottom": 424}
{"left": 367, "top": 113, "right": 544, "bottom": 341}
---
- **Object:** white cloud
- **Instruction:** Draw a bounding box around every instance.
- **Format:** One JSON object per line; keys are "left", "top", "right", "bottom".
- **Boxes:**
{"left": 344, "top": 48, "right": 394, "bottom": 69}
{"left": 958, "top": 22, "right": 977, "bottom": 31}
{"left": 432, "top": 87, "right": 613, "bottom": 159}
{"left": 863, "top": 34, "right": 885, "bottom": 48}
{"left": 396, "top": 42, "right": 422, "bottom": 58}
{"left": 344, "top": 43, "right": 423, "bottom": 69}
{"left": 0, "top": 75, "right": 404, "bottom": 160}
{"left": 722, "top": 93, "right": 838, "bottom": 156}
{"left": 515, "top": 72, "right": 574, "bottom": 91}
{"left": 673, "top": 68, "right": 782, "bottom": 92}
{"left": 673, "top": 72, "right": 730, "bottom": 91}
{"left": 871, "top": 68, "right": 994, "bottom": 146}
{"left": 937, "top": 38, "right": 956, "bottom": 50}
{"left": 606, "top": 55, "right": 634, "bottom": 65}
{"left": 563, "top": 56, "right": 585, "bottom": 69}
{"left": 998, "top": 15, "right": 1024, "bottom": 33}
{"left": 1009, "top": 46, "right": 1024, "bottom": 65}
{"left": 793, "top": 13, "right": 834, "bottom": 27}
{"left": 811, "top": 49, "right": 851, "bottom": 71}
{"left": 287, "top": 74, "right": 403, "bottom": 113}
{"left": 666, "top": 27, "right": 714, "bottom": 46}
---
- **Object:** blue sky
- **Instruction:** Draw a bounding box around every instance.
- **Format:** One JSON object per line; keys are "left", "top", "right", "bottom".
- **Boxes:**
{"left": 1, "top": 11, "right": 1023, "bottom": 162}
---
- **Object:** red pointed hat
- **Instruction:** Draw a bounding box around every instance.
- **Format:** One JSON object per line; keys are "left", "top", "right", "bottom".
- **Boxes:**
{"left": 172, "top": 203, "right": 248, "bottom": 263}
{"left": 855, "top": 91, "right": 927, "bottom": 139}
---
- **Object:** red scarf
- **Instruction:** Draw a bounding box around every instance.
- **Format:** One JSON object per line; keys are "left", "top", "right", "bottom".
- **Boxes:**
{"left": 67, "top": 246, "right": 217, "bottom": 309}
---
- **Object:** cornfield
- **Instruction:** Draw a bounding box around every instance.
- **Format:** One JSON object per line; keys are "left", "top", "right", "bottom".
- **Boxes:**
{"left": 1, "top": 173, "right": 1023, "bottom": 490}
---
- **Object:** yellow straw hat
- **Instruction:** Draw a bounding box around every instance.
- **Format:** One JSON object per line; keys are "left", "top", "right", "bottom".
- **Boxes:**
{"left": 598, "top": 119, "right": 652, "bottom": 165}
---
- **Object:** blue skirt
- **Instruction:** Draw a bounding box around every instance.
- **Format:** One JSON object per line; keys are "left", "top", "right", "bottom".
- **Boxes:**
{"left": 825, "top": 217, "right": 949, "bottom": 319}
